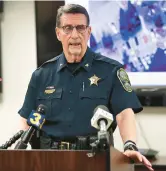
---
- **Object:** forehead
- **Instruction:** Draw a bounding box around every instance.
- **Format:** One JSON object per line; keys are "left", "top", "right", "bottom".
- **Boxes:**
{"left": 60, "top": 13, "right": 87, "bottom": 26}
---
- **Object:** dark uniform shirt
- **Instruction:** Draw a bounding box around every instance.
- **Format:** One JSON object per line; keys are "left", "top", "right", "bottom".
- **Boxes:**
{"left": 18, "top": 47, "right": 142, "bottom": 138}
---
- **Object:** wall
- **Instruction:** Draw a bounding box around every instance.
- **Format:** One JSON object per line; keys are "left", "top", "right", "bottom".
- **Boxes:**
{"left": 0, "top": 1, "right": 166, "bottom": 157}
{"left": 0, "top": 1, "right": 37, "bottom": 143}
{"left": 114, "top": 107, "right": 166, "bottom": 156}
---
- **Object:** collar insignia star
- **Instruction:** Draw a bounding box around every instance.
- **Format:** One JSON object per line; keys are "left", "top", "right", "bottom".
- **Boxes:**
{"left": 89, "top": 74, "right": 101, "bottom": 86}
{"left": 85, "top": 63, "right": 89, "bottom": 67}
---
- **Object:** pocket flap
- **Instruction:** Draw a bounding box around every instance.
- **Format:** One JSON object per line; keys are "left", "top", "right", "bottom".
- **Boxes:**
{"left": 79, "top": 88, "right": 107, "bottom": 99}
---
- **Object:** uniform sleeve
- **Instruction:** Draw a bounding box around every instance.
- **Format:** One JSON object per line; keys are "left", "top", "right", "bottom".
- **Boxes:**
{"left": 18, "top": 71, "right": 37, "bottom": 119}
{"left": 111, "top": 67, "right": 143, "bottom": 115}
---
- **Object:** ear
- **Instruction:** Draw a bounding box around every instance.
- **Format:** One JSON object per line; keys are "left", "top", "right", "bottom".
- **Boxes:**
{"left": 55, "top": 27, "right": 61, "bottom": 41}
{"left": 87, "top": 26, "right": 92, "bottom": 39}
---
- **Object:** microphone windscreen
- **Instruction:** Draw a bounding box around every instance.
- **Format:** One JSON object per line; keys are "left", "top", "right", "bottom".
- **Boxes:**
{"left": 93, "top": 105, "right": 109, "bottom": 114}
{"left": 91, "top": 105, "right": 113, "bottom": 130}
{"left": 27, "top": 110, "right": 46, "bottom": 129}
{"left": 36, "top": 104, "right": 47, "bottom": 114}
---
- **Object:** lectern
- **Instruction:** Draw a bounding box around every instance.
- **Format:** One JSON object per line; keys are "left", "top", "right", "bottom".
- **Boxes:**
{"left": 0, "top": 146, "right": 134, "bottom": 171}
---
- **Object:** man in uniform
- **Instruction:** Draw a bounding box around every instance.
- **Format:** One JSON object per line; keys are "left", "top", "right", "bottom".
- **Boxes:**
{"left": 18, "top": 4, "right": 153, "bottom": 171}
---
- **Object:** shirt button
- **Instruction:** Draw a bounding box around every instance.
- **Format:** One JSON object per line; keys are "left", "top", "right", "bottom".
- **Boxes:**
{"left": 69, "top": 90, "right": 72, "bottom": 94}
{"left": 68, "top": 108, "right": 71, "bottom": 110}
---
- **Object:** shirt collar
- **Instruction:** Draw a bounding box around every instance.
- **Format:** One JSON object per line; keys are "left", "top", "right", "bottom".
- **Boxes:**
{"left": 80, "top": 47, "right": 94, "bottom": 72}
{"left": 56, "top": 53, "right": 68, "bottom": 72}
{"left": 57, "top": 47, "right": 95, "bottom": 73}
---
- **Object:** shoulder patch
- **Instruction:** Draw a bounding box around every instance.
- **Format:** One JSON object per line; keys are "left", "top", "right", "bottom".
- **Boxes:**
{"left": 117, "top": 68, "right": 132, "bottom": 92}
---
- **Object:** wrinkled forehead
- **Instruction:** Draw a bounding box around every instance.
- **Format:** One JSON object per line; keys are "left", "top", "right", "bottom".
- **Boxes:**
{"left": 60, "top": 13, "right": 87, "bottom": 26}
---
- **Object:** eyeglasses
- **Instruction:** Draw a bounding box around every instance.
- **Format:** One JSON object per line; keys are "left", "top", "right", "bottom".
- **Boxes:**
{"left": 59, "top": 25, "right": 88, "bottom": 34}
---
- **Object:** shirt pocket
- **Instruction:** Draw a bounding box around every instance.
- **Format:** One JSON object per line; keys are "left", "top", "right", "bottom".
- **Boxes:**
{"left": 36, "top": 88, "right": 63, "bottom": 119}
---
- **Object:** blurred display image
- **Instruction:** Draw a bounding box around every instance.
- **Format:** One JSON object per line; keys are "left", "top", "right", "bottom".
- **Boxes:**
{"left": 89, "top": 0, "right": 166, "bottom": 72}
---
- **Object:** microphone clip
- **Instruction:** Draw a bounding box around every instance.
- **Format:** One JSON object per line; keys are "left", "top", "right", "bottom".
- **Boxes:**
{"left": 87, "top": 139, "right": 100, "bottom": 157}
{"left": 87, "top": 131, "right": 110, "bottom": 158}
{"left": 97, "top": 130, "right": 110, "bottom": 150}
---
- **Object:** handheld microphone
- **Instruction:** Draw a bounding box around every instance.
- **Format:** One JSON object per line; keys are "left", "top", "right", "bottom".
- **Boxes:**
{"left": 91, "top": 105, "right": 113, "bottom": 131}
{"left": 0, "top": 130, "right": 24, "bottom": 149}
{"left": 91, "top": 105, "right": 114, "bottom": 149}
{"left": 14, "top": 104, "right": 47, "bottom": 149}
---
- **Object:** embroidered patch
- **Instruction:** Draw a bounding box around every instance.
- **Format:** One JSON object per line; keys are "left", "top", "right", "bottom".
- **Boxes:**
{"left": 44, "top": 86, "right": 56, "bottom": 94}
{"left": 117, "top": 68, "right": 132, "bottom": 92}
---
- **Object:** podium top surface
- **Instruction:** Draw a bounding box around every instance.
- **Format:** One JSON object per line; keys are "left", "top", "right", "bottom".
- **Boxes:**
{"left": 0, "top": 147, "right": 134, "bottom": 171}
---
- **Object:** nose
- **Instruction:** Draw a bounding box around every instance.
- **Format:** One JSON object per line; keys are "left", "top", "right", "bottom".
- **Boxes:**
{"left": 70, "top": 27, "right": 79, "bottom": 38}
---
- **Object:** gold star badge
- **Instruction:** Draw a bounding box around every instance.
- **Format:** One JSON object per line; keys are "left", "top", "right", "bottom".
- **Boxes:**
{"left": 89, "top": 75, "right": 101, "bottom": 86}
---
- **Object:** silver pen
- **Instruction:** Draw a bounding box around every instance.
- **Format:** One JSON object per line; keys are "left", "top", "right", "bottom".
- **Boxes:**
{"left": 83, "top": 82, "right": 85, "bottom": 92}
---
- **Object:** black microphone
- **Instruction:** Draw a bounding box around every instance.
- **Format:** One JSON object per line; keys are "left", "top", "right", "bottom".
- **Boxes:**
{"left": 0, "top": 130, "right": 24, "bottom": 149}
{"left": 14, "top": 104, "right": 47, "bottom": 149}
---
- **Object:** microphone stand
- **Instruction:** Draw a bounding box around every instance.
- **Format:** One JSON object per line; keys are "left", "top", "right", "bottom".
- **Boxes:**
{"left": 14, "top": 127, "right": 36, "bottom": 149}
{"left": 87, "top": 130, "right": 110, "bottom": 171}
{"left": 0, "top": 130, "right": 24, "bottom": 149}
{"left": 97, "top": 119, "right": 111, "bottom": 171}
{"left": 98, "top": 130, "right": 110, "bottom": 171}
{"left": 97, "top": 130, "right": 110, "bottom": 149}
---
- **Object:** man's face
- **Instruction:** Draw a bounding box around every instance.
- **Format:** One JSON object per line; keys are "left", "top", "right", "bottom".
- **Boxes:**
{"left": 56, "top": 13, "right": 91, "bottom": 63}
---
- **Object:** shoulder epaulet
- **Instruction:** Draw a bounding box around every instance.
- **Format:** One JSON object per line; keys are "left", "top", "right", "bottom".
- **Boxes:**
{"left": 94, "top": 53, "right": 123, "bottom": 67}
{"left": 37, "top": 54, "right": 61, "bottom": 70}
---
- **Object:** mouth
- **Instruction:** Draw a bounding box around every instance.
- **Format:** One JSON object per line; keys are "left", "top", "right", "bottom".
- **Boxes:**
{"left": 69, "top": 43, "right": 81, "bottom": 48}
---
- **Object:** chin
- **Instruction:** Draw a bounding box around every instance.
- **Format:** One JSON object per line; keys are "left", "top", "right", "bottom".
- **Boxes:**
{"left": 69, "top": 50, "right": 82, "bottom": 56}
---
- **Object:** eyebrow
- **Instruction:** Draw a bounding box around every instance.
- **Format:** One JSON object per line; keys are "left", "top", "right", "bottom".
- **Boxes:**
{"left": 62, "top": 24, "right": 87, "bottom": 26}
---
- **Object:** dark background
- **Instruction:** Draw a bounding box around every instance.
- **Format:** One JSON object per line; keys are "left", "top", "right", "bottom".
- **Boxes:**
{"left": 35, "top": 1, "right": 64, "bottom": 67}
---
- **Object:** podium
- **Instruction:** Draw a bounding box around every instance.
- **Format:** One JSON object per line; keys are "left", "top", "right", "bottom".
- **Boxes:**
{"left": 0, "top": 146, "right": 134, "bottom": 171}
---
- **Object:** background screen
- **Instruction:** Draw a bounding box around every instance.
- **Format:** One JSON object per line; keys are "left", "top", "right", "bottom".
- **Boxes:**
{"left": 89, "top": 0, "right": 166, "bottom": 88}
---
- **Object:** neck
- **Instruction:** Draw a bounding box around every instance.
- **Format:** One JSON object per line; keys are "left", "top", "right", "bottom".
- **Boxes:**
{"left": 67, "top": 54, "right": 82, "bottom": 63}
{"left": 63, "top": 47, "right": 88, "bottom": 63}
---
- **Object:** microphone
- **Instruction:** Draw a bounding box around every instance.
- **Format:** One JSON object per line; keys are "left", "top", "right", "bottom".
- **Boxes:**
{"left": 91, "top": 105, "right": 113, "bottom": 131}
{"left": 0, "top": 130, "right": 24, "bottom": 149}
{"left": 14, "top": 104, "right": 47, "bottom": 149}
{"left": 91, "top": 105, "right": 114, "bottom": 149}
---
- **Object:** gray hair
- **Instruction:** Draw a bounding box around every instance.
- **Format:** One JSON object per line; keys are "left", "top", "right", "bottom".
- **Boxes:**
{"left": 56, "top": 4, "right": 90, "bottom": 27}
